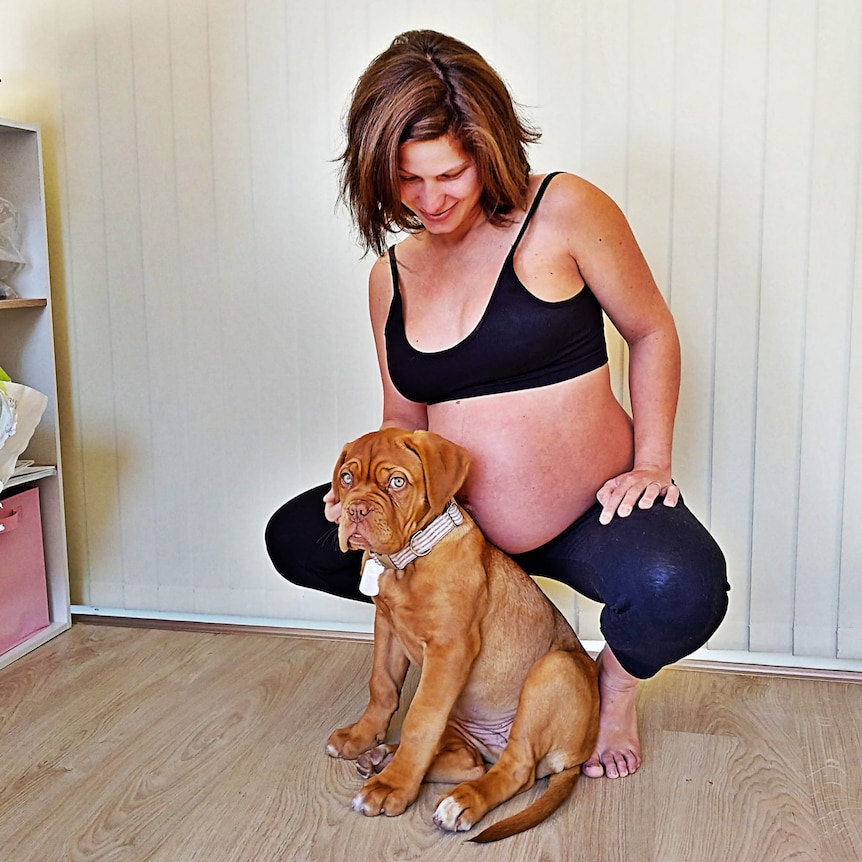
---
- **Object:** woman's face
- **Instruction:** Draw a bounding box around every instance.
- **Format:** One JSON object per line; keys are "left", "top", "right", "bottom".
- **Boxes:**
{"left": 397, "top": 135, "right": 483, "bottom": 237}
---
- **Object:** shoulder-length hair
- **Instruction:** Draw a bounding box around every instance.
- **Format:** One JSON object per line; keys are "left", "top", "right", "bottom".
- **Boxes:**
{"left": 338, "top": 30, "right": 541, "bottom": 256}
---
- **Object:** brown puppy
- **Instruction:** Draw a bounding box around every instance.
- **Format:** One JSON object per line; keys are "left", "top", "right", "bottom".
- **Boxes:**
{"left": 325, "top": 427, "right": 599, "bottom": 842}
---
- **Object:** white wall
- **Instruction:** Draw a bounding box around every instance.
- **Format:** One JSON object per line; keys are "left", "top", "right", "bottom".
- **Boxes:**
{"left": 1, "top": 0, "right": 860, "bottom": 663}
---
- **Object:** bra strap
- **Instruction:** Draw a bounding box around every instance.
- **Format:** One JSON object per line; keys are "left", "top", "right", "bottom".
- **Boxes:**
{"left": 510, "top": 171, "right": 563, "bottom": 252}
{"left": 387, "top": 244, "right": 405, "bottom": 310}
{"left": 387, "top": 245, "right": 399, "bottom": 289}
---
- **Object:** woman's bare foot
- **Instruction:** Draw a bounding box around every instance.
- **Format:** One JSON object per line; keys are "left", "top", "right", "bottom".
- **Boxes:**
{"left": 582, "top": 645, "right": 642, "bottom": 779}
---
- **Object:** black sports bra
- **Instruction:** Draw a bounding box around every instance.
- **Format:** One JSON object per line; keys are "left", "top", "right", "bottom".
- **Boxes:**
{"left": 384, "top": 172, "right": 608, "bottom": 405}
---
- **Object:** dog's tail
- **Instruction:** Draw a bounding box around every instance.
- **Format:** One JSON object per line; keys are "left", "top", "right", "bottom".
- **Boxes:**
{"left": 469, "top": 767, "right": 580, "bottom": 844}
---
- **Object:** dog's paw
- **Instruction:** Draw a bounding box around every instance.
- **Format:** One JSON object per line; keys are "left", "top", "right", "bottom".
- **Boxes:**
{"left": 356, "top": 744, "right": 396, "bottom": 778}
{"left": 432, "top": 794, "right": 477, "bottom": 833}
{"left": 433, "top": 782, "right": 492, "bottom": 833}
{"left": 326, "top": 723, "right": 383, "bottom": 761}
{"left": 352, "top": 775, "right": 417, "bottom": 818}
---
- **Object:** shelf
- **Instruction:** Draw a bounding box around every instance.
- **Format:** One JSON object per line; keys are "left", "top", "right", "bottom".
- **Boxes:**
{"left": 0, "top": 299, "right": 48, "bottom": 310}
{"left": 0, "top": 117, "right": 70, "bottom": 669}
{"left": 2, "top": 466, "right": 58, "bottom": 490}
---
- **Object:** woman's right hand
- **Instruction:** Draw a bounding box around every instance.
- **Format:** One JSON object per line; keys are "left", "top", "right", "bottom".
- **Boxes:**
{"left": 324, "top": 486, "right": 342, "bottom": 523}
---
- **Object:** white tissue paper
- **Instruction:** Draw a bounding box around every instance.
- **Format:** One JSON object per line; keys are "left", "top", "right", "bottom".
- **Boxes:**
{"left": 0, "top": 380, "right": 48, "bottom": 492}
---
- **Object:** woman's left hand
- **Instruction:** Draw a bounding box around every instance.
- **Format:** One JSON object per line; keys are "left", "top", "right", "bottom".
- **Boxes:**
{"left": 596, "top": 468, "right": 680, "bottom": 525}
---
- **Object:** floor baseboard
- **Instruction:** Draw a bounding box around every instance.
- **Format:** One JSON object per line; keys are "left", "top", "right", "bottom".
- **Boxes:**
{"left": 72, "top": 609, "right": 862, "bottom": 683}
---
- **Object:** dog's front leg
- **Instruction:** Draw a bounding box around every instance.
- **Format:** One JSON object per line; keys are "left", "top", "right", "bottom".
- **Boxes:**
{"left": 327, "top": 611, "right": 409, "bottom": 761}
{"left": 353, "top": 635, "right": 479, "bottom": 818}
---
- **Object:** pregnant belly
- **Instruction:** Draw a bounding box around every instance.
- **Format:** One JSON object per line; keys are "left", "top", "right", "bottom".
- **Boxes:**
{"left": 427, "top": 371, "right": 633, "bottom": 553}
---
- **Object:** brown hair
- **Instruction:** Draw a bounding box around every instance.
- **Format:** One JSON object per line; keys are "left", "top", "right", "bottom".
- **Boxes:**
{"left": 338, "top": 30, "right": 541, "bottom": 255}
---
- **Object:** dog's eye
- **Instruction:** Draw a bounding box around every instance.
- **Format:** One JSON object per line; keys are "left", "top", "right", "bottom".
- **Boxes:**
{"left": 389, "top": 475, "right": 406, "bottom": 490}
{"left": 340, "top": 472, "right": 353, "bottom": 487}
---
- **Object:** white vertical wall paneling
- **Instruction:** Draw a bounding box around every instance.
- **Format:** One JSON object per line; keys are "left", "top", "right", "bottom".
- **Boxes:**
{"left": 708, "top": 0, "right": 769, "bottom": 652}
{"left": 1, "top": 0, "right": 861, "bottom": 665}
{"left": 55, "top": 0, "right": 126, "bottom": 605}
{"left": 206, "top": 0, "right": 265, "bottom": 610}
{"left": 793, "top": 4, "right": 862, "bottom": 658}
{"left": 326, "top": 1, "right": 385, "bottom": 457}
{"left": 451, "top": 0, "right": 498, "bottom": 60}
{"left": 494, "top": 0, "right": 541, "bottom": 114}
{"left": 246, "top": 0, "right": 297, "bottom": 505}
{"left": 838, "top": 120, "right": 862, "bottom": 659}
{"left": 92, "top": 0, "right": 159, "bottom": 607}
{"left": 668, "top": 0, "right": 723, "bottom": 521}
{"left": 579, "top": 1, "right": 628, "bottom": 205}
{"left": 626, "top": 0, "right": 675, "bottom": 301}
{"left": 245, "top": 0, "right": 309, "bottom": 619}
{"left": 282, "top": 1, "right": 378, "bottom": 626}
{"left": 169, "top": 0, "right": 231, "bottom": 611}
{"left": 365, "top": 0, "right": 414, "bottom": 42}
{"left": 532, "top": 0, "right": 583, "bottom": 177}
{"left": 128, "top": 0, "right": 195, "bottom": 612}
{"left": 624, "top": 1, "right": 674, "bottom": 428}
{"left": 580, "top": 1, "right": 630, "bottom": 411}
{"left": 286, "top": 2, "right": 339, "bottom": 495}
{"left": 749, "top": 2, "right": 817, "bottom": 654}
{"left": 291, "top": 2, "right": 370, "bottom": 626}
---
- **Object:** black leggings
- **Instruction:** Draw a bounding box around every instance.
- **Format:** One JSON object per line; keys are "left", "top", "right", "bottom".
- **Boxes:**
{"left": 265, "top": 483, "right": 729, "bottom": 679}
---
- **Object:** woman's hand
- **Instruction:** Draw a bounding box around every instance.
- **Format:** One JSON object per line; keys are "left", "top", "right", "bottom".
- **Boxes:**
{"left": 323, "top": 486, "right": 342, "bottom": 523}
{"left": 596, "top": 468, "right": 679, "bottom": 525}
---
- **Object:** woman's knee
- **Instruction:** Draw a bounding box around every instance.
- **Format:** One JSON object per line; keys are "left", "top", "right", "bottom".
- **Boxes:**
{"left": 264, "top": 484, "right": 366, "bottom": 601}
{"left": 265, "top": 484, "right": 334, "bottom": 585}
{"left": 633, "top": 543, "right": 728, "bottom": 642}
{"left": 598, "top": 504, "right": 730, "bottom": 676}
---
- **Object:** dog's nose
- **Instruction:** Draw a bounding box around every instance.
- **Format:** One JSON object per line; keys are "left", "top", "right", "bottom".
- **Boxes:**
{"left": 347, "top": 500, "right": 370, "bottom": 522}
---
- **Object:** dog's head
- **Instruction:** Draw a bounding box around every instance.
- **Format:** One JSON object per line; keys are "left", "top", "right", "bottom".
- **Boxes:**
{"left": 332, "top": 427, "right": 471, "bottom": 555}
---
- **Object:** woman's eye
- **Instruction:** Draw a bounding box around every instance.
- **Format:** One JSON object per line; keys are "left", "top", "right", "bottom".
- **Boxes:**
{"left": 340, "top": 472, "right": 353, "bottom": 487}
{"left": 389, "top": 476, "right": 406, "bottom": 490}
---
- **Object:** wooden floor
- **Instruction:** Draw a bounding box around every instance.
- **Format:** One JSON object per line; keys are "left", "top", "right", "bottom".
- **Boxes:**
{"left": 1, "top": 623, "right": 861, "bottom": 862}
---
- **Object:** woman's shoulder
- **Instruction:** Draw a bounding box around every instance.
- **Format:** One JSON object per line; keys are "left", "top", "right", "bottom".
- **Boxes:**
{"left": 529, "top": 171, "right": 627, "bottom": 238}
{"left": 369, "top": 250, "right": 394, "bottom": 292}
{"left": 368, "top": 238, "right": 419, "bottom": 297}
{"left": 532, "top": 171, "right": 616, "bottom": 212}
{"left": 376, "top": 232, "right": 431, "bottom": 278}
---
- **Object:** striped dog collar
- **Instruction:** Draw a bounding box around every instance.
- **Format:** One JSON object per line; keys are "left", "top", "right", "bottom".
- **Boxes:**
{"left": 371, "top": 501, "right": 464, "bottom": 571}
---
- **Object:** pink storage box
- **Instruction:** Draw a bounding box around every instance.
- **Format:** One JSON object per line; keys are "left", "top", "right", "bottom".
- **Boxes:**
{"left": 0, "top": 487, "right": 50, "bottom": 653}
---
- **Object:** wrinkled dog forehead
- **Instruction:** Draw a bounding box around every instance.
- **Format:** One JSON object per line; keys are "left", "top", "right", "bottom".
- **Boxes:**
{"left": 341, "top": 443, "right": 423, "bottom": 489}
{"left": 334, "top": 427, "right": 470, "bottom": 513}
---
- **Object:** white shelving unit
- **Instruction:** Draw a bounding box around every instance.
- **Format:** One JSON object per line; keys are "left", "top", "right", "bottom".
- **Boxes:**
{"left": 0, "top": 117, "right": 71, "bottom": 669}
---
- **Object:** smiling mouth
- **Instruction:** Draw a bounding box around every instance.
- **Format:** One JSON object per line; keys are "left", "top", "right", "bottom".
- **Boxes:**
{"left": 422, "top": 204, "right": 455, "bottom": 221}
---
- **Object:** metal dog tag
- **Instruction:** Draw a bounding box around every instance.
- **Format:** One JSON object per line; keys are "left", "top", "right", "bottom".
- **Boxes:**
{"left": 359, "top": 556, "right": 385, "bottom": 597}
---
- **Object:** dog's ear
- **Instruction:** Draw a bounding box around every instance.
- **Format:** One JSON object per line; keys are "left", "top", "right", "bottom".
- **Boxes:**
{"left": 404, "top": 430, "right": 471, "bottom": 514}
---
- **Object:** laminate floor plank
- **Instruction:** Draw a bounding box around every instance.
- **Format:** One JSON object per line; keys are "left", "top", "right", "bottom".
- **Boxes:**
{"left": 1, "top": 623, "right": 860, "bottom": 861}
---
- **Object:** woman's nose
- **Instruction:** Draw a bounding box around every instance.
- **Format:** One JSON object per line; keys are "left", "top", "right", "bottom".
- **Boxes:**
{"left": 419, "top": 181, "right": 446, "bottom": 213}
